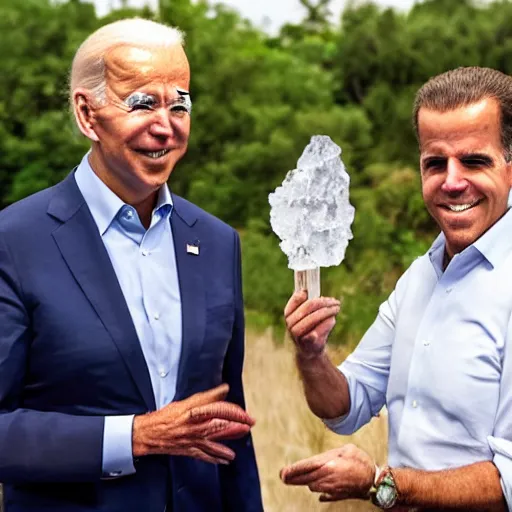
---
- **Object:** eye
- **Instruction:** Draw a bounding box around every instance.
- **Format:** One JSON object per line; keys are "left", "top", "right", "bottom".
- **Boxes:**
{"left": 461, "top": 157, "right": 492, "bottom": 168}
{"left": 131, "top": 98, "right": 156, "bottom": 111}
{"left": 131, "top": 101, "right": 154, "bottom": 111}
{"left": 423, "top": 158, "right": 446, "bottom": 171}
{"left": 172, "top": 92, "right": 192, "bottom": 116}
{"left": 125, "top": 93, "right": 157, "bottom": 111}
{"left": 170, "top": 104, "right": 189, "bottom": 115}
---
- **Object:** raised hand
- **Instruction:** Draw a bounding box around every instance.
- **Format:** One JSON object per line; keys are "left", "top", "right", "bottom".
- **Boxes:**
{"left": 132, "top": 383, "right": 254, "bottom": 465}
{"left": 284, "top": 290, "right": 341, "bottom": 358}
{"left": 280, "top": 444, "right": 376, "bottom": 502}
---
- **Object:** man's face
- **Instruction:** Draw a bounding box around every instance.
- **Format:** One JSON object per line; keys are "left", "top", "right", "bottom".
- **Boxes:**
{"left": 419, "top": 98, "right": 512, "bottom": 258}
{"left": 86, "top": 45, "right": 191, "bottom": 201}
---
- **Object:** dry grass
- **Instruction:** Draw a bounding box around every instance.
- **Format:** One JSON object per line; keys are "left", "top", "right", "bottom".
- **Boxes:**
{"left": 244, "top": 328, "right": 388, "bottom": 512}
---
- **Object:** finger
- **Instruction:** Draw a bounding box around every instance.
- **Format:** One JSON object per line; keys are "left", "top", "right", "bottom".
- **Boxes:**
{"left": 286, "top": 296, "right": 339, "bottom": 330}
{"left": 188, "top": 444, "right": 234, "bottom": 465}
{"left": 298, "top": 316, "right": 337, "bottom": 348}
{"left": 280, "top": 464, "right": 331, "bottom": 486}
{"left": 280, "top": 453, "right": 332, "bottom": 482}
{"left": 189, "top": 402, "right": 255, "bottom": 426}
{"left": 284, "top": 290, "right": 308, "bottom": 317}
{"left": 200, "top": 439, "right": 236, "bottom": 461}
{"left": 315, "top": 316, "right": 337, "bottom": 339}
{"left": 184, "top": 384, "right": 230, "bottom": 409}
{"left": 205, "top": 420, "right": 252, "bottom": 441}
{"left": 191, "top": 450, "right": 231, "bottom": 466}
{"left": 289, "top": 305, "right": 339, "bottom": 340}
{"left": 319, "top": 493, "right": 343, "bottom": 502}
{"left": 182, "top": 417, "right": 251, "bottom": 445}
{"left": 308, "top": 478, "right": 332, "bottom": 493}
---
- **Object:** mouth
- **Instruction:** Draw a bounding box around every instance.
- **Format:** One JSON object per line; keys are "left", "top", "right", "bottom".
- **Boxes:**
{"left": 136, "top": 149, "right": 171, "bottom": 159}
{"left": 441, "top": 198, "right": 483, "bottom": 212}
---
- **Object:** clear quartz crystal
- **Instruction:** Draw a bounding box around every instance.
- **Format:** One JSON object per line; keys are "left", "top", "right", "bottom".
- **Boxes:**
{"left": 269, "top": 135, "right": 355, "bottom": 271}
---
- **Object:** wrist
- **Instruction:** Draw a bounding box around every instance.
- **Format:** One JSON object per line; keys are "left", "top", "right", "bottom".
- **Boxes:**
{"left": 132, "top": 414, "right": 150, "bottom": 457}
{"left": 295, "top": 346, "right": 326, "bottom": 364}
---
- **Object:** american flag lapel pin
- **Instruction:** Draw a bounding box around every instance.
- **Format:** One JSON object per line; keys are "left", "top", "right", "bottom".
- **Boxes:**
{"left": 186, "top": 240, "right": 200, "bottom": 256}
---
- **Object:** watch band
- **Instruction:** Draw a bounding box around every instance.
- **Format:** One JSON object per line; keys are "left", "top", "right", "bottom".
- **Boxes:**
{"left": 369, "top": 466, "right": 399, "bottom": 509}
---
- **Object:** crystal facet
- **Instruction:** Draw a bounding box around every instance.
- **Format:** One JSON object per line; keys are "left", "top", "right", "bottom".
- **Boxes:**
{"left": 269, "top": 135, "right": 355, "bottom": 271}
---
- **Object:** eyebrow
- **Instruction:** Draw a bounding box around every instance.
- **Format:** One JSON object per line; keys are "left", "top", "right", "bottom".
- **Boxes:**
{"left": 124, "top": 89, "right": 191, "bottom": 103}
{"left": 421, "top": 153, "right": 494, "bottom": 166}
{"left": 459, "top": 153, "right": 493, "bottom": 164}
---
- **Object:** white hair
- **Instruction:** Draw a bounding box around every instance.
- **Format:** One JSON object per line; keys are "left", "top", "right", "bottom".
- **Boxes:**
{"left": 69, "top": 18, "right": 184, "bottom": 106}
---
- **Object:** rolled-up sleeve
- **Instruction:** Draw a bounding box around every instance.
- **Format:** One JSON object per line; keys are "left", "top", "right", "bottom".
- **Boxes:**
{"left": 488, "top": 315, "right": 512, "bottom": 510}
{"left": 323, "top": 364, "right": 385, "bottom": 434}
{"left": 323, "top": 286, "right": 398, "bottom": 434}
{"left": 487, "top": 437, "right": 512, "bottom": 509}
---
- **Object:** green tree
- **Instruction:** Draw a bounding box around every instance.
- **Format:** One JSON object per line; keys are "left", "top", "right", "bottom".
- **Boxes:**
{"left": 0, "top": 0, "right": 98, "bottom": 206}
{"left": 3, "top": 0, "right": 511, "bottom": 344}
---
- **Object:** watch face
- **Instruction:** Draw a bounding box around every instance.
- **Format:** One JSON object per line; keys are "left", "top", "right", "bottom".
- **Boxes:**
{"left": 376, "top": 481, "right": 398, "bottom": 509}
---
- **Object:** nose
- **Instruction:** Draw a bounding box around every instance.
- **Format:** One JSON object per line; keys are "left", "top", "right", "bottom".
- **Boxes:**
{"left": 441, "top": 159, "right": 468, "bottom": 194}
{"left": 148, "top": 108, "right": 174, "bottom": 139}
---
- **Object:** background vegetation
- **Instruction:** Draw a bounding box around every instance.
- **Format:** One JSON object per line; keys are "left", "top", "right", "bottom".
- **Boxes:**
{"left": 1, "top": 0, "right": 511, "bottom": 508}
{"left": 4, "top": 0, "right": 511, "bottom": 345}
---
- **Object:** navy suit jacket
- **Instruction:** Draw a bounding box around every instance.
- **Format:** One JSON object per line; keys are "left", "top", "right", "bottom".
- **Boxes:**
{"left": 0, "top": 172, "right": 263, "bottom": 511}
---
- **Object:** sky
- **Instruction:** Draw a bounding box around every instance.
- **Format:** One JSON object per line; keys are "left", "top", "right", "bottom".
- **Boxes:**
{"left": 91, "top": 0, "right": 417, "bottom": 33}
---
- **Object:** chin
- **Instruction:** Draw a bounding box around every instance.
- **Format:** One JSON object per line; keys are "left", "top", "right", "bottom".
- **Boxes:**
{"left": 140, "top": 175, "right": 171, "bottom": 192}
{"left": 446, "top": 234, "right": 479, "bottom": 255}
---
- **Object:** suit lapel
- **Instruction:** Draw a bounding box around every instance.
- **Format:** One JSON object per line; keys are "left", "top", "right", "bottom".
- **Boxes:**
{"left": 171, "top": 197, "right": 206, "bottom": 399}
{"left": 48, "top": 174, "right": 156, "bottom": 411}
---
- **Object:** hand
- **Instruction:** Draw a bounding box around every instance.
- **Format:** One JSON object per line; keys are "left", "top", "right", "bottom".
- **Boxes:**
{"left": 133, "top": 383, "right": 255, "bottom": 465}
{"left": 284, "top": 290, "right": 340, "bottom": 359}
{"left": 280, "top": 444, "right": 375, "bottom": 502}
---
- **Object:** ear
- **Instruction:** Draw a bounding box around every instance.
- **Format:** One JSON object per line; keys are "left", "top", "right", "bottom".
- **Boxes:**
{"left": 506, "top": 150, "right": 512, "bottom": 187}
{"left": 72, "top": 89, "right": 100, "bottom": 142}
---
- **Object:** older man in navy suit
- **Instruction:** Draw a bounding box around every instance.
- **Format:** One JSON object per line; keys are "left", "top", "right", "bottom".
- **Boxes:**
{"left": 0, "top": 18, "right": 262, "bottom": 512}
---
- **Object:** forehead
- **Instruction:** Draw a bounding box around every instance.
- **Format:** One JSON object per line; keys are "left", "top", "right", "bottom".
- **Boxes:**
{"left": 418, "top": 98, "right": 502, "bottom": 153}
{"left": 104, "top": 45, "right": 190, "bottom": 97}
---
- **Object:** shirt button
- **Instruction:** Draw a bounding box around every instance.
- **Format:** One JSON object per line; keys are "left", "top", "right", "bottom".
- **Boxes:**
{"left": 124, "top": 209, "right": 133, "bottom": 220}
{"left": 446, "top": 287, "right": 452, "bottom": 294}
{"left": 423, "top": 340, "right": 430, "bottom": 346}
{"left": 159, "top": 369, "right": 168, "bottom": 378}
{"left": 141, "top": 250, "right": 150, "bottom": 256}
{"left": 412, "top": 400, "right": 418, "bottom": 408}
{"left": 154, "top": 312, "right": 160, "bottom": 320}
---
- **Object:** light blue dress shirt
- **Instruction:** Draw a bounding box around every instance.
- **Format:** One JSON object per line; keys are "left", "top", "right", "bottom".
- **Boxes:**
{"left": 75, "top": 153, "right": 182, "bottom": 477}
{"left": 326, "top": 208, "right": 512, "bottom": 508}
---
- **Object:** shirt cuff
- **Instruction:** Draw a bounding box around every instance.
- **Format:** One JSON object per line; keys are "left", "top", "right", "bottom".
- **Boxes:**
{"left": 322, "top": 364, "right": 378, "bottom": 435}
{"left": 102, "top": 415, "right": 136, "bottom": 478}
{"left": 488, "top": 436, "right": 512, "bottom": 510}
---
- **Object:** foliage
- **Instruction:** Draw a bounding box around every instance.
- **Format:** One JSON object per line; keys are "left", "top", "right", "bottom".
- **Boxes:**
{"left": 0, "top": 0, "right": 507, "bottom": 346}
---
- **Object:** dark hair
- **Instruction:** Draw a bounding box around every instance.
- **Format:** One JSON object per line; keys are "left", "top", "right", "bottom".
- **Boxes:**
{"left": 413, "top": 67, "right": 512, "bottom": 161}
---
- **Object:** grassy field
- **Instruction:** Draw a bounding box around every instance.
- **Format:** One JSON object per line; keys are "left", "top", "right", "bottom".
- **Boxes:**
{"left": 244, "top": 328, "right": 388, "bottom": 512}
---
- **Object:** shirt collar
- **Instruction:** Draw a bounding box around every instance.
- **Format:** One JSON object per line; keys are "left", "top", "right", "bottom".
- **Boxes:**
{"left": 74, "top": 151, "right": 173, "bottom": 235}
{"left": 472, "top": 207, "right": 512, "bottom": 268}
{"left": 428, "top": 232, "right": 446, "bottom": 278}
{"left": 429, "top": 207, "right": 512, "bottom": 273}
